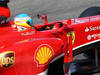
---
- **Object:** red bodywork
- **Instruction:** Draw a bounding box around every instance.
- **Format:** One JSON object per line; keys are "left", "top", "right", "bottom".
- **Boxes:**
{"left": 0, "top": 7, "right": 10, "bottom": 18}
{"left": 0, "top": 15, "right": 100, "bottom": 75}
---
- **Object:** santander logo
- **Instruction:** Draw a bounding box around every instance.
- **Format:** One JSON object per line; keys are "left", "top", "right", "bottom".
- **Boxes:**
{"left": 85, "top": 26, "right": 100, "bottom": 32}
{"left": 85, "top": 27, "right": 90, "bottom": 32}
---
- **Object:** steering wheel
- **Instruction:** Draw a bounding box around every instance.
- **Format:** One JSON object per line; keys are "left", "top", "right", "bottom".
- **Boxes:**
{"left": 53, "top": 22, "right": 63, "bottom": 29}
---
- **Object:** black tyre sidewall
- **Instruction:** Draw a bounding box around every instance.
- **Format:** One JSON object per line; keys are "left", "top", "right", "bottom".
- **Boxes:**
{"left": 79, "top": 6, "right": 100, "bottom": 17}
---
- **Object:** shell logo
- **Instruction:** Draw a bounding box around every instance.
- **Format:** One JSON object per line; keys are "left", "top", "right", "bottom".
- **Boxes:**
{"left": 35, "top": 45, "right": 53, "bottom": 65}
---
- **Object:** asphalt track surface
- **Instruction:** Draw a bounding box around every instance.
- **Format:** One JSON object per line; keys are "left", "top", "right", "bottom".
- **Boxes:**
{"left": 9, "top": 0, "right": 100, "bottom": 24}
{"left": 8, "top": 0, "right": 100, "bottom": 75}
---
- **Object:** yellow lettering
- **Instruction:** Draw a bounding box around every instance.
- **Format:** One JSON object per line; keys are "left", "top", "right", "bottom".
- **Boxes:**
{"left": 10, "top": 57, "right": 14, "bottom": 64}
{"left": 1, "top": 57, "right": 14, "bottom": 66}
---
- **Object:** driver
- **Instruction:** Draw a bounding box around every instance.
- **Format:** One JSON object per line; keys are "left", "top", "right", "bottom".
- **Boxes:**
{"left": 13, "top": 13, "right": 33, "bottom": 31}
{"left": 0, "top": 0, "right": 10, "bottom": 24}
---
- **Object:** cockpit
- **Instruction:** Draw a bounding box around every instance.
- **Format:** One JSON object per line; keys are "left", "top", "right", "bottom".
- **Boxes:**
{"left": 36, "top": 22, "right": 63, "bottom": 31}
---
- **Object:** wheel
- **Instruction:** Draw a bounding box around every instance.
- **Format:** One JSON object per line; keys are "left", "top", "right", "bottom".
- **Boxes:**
{"left": 79, "top": 6, "right": 100, "bottom": 17}
{"left": 47, "top": 57, "right": 64, "bottom": 75}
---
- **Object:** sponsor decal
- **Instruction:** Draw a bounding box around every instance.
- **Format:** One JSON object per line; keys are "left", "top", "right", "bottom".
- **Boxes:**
{"left": 67, "top": 31, "right": 75, "bottom": 44}
{"left": 35, "top": 44, "right": 53, "bottom": 65}
{"left": 0, "top": 51, "right": 15, "bottom": 68}
{"left": 87, "top": 34, "right": 100, "bottom": 40}
{"left": 16, "top": 39, "right": 30, "bottom": 44}
{"left": 85, "top": 26, "right": 100, "bottom": 32}
{"left": 21, "top": 31, "right": 35, "bottom": 36}
{"left": 85, "top": 27, "right": 90, "bottom": 32}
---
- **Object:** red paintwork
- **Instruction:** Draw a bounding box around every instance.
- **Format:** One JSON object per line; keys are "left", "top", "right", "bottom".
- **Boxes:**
{"left": 0, "top": 7, "right": 10, "bottom": 18}
{"left": 0, "top": 15, "right": 100, "bottom": 75}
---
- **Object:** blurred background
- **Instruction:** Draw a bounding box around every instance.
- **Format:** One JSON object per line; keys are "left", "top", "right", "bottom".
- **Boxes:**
{"left": 8, "top": 0, "right": 100, "bottom": 24}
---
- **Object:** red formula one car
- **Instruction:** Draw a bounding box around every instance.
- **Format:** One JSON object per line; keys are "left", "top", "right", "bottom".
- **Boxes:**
{"left": 0, "top": 7, "right": 100, "bottom": 75}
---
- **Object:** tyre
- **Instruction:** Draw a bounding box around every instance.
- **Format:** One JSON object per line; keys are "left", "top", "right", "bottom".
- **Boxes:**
{"left": 47, "top": 57, "right": 64, "bottom": 75}
{"left": 79, "top": 6, "right": 100, "bottom": 17}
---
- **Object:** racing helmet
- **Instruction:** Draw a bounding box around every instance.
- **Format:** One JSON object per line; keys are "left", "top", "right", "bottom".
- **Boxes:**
{"left": 14, "top": 13, "right": 33, "bottom": 31}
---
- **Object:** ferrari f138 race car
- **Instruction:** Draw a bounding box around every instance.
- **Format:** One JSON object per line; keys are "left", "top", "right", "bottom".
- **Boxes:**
{"left": 0, "top": 6, "right": 100, "bottom": 75}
